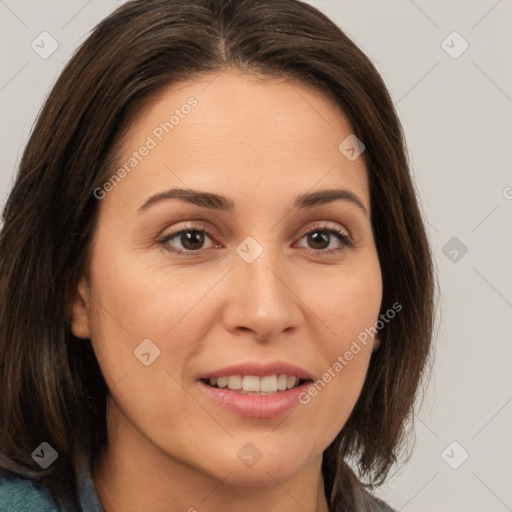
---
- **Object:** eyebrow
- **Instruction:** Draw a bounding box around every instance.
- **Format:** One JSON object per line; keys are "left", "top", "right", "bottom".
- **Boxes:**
{"left": 137, "top": 187, "right": 368, "bottom": 215}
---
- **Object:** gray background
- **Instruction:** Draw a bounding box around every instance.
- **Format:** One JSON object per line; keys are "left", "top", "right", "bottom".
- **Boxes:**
{"left": 1, "top": 1, "right": 511, "bottom": 510}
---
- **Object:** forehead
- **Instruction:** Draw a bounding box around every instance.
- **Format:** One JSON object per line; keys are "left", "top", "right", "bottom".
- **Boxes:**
{"left": 108, "top": 71, "right": 369, "bottom": 211}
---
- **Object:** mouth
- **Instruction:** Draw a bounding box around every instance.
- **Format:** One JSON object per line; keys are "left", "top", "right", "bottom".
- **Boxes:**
{"left": 197, "top": 362, "right": 314, "bottom": 419}
{"left": 200, "top": 375, "right": 312, "bottom": 395}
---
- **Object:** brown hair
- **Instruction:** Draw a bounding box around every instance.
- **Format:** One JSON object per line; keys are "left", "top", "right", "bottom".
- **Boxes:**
{"left": 0, "top": 1, "right": 434, "bottom": 510}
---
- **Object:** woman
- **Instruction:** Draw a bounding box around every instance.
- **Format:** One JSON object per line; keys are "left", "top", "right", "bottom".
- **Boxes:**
{"left": 0, "top": 0, "right": 434, "bottom": 511}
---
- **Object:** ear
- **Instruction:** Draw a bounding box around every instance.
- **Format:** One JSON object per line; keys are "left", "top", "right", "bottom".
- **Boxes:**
{"left": 69, "top": 276, "right": 92, "bottom": 339}
{"left": 372, "top": 335, "right": 381, "bottom": 352}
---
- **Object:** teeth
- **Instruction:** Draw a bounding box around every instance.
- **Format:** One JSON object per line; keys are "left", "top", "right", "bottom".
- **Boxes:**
{"left": 243, "top": 375, "right": 260, "bottom": 392}
{"left": 260, "top": 375, "right": 277, "bottom": 393}
{"left": 227, "top": 375, "right": 242, "bottom": 390}
{"left": 277, "top": 375, "right": 287, "bottom": 391}
{"left": 217, "top": 376, "right": 228, "bottom": 388}
{"left": 207, "top": 374, "right": 302, "bottom": 394}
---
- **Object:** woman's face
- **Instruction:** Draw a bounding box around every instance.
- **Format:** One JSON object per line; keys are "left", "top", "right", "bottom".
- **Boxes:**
{"left": 72, "top": 72, "right": 382, "bottom": 486}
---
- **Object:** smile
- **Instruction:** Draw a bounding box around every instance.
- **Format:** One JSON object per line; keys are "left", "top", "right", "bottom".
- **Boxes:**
{"left": 202, "top": 374, "right": 309, "bottom": 395}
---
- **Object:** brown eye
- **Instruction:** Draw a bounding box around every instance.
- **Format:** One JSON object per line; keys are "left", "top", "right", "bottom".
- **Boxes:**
{"left": 307, "top": 231, "right": 330, "bottom": 250}
{"left": 179, "top": 230, "right": 206, "bottom": 250}
{"left": 161, "top": 228, "right": 215, "bottom": 253}
{"left": 296, "top": 226, "right": 353, "bottom": 253}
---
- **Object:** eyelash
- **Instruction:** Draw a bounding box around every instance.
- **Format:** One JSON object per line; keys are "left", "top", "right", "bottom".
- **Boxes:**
{"left": 158, "top": 222, "right": 354, "bottom": 257}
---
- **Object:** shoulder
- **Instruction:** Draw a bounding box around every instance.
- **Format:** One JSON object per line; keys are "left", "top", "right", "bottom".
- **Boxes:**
{"left": 0, "top": 474, "right": 61, "bottom": 512}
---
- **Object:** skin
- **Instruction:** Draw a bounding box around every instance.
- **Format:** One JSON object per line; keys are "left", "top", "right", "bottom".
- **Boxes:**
{"left": 70, "top": 71, "right": 382, "bottom": 512}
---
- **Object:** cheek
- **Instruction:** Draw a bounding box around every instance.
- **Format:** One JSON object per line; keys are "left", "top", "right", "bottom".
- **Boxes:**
{"left": 292, "top": 253, "right": 382, "bottom": 441}
{"left": 300, "top": 252, "right": 382, "bottom": 353}
{"left": 86, "top": 242, "right": 230, "bottom": 428}
{"left": 88, "top": 244, "right": 221, "bottom": 351}
{"left": 86, "top": 253, "right": 220, "bottom": 448}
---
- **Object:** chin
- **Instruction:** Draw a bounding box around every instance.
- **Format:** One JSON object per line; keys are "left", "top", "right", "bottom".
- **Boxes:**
{"left": 214, "top": 463, "right": 305, "bottom": 488}
{"left": 194, "top": 443, "right": 318, "bottom": 487}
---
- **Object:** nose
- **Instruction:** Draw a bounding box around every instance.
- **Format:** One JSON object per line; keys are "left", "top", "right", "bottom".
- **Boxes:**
{"left": 220, "top": 244, "right": 304, "bottom": 342}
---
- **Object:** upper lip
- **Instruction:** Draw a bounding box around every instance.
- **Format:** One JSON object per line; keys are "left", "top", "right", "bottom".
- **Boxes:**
{"left": 199, "top": 361, "right": 313, "bottom": 380}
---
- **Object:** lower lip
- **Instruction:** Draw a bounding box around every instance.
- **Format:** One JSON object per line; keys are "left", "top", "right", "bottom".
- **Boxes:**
{"left": 197, "top": 380, "right": 311, "bottom": 419}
